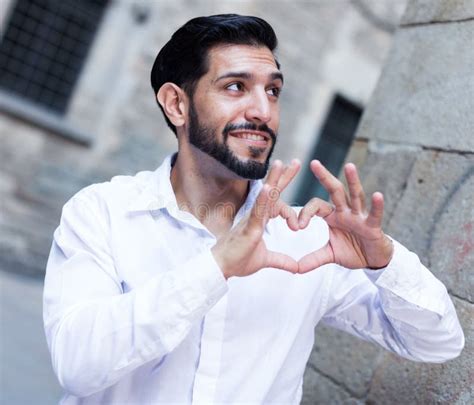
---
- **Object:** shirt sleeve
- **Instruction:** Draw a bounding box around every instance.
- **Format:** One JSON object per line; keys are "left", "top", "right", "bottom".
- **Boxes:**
{"left": 43, "top": 192, "right": 228, "bottom": 397}
{"left": 320, "top": 238, "right": 465, "bottom": 363}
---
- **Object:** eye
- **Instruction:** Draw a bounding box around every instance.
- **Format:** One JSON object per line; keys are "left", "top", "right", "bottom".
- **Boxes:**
{"left": 267, "top": 86, "right": 282, "bottom": 98}
{"left": 226, "top": 82, "right": 244, "bottom": 92}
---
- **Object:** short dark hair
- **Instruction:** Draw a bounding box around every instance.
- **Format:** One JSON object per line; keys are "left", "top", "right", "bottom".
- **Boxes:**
{"left": 150, "top": 14, "right": 279, "bottom": 135}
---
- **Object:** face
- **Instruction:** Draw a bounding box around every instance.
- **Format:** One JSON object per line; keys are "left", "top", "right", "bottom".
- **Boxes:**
{"left": 186, "top": 44, "right": 283, "bottom": 179}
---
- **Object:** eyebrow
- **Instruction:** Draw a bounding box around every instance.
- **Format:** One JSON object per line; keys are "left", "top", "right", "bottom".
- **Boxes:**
{"left": 214, "top": 71, "right": 284, "bottom": 84}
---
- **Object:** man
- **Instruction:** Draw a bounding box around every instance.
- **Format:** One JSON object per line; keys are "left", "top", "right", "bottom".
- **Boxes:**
{"left": 43, "top": 14, "right": 464, "bottom": 404}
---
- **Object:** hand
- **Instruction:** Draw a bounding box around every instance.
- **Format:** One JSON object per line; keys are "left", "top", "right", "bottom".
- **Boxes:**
{"left": 211, "top": 160, "right": 301, "bottom": 279}
{"left": 297, "top": 160, "right": 394, "bottom": 273}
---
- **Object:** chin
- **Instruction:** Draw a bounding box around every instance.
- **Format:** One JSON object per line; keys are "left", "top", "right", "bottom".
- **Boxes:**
{"left": 228, "top": 157, "right": 270, "bottom": 180}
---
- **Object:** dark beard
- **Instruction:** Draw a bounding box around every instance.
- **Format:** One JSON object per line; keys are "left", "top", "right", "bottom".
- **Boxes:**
{"left": 188, "top": 100, "right": 277, "bottom": 180}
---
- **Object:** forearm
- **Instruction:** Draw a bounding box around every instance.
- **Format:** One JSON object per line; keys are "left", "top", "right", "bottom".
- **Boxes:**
{"left": 365, "top": 239, "right": 464, "bottom": 362}
{"left": 322, "top": 239, "right": 464, "bottom": 363}
{"left": 44, "top": 248, "right": 227, "bottom": 397}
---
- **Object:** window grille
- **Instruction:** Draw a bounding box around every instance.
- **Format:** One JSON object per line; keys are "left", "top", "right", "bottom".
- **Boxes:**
{"left": 0, "top": 0, "right": 108, "bottom": 114}
{"left": 295, "top": 94, "right": 363, "bottom": 204}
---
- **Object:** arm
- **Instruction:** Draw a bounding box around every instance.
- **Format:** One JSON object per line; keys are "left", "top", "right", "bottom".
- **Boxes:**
{"left": 44, "top": 160, "right": 300, "bottom": 397}
{"left": 322, "top": 239, "right": 464, "bottom": 362}
{"left": 43, "top": 194, "right": 227, "bottom": 397}
{"left": 297, "top": 161, "right": 464, "bottom": 362}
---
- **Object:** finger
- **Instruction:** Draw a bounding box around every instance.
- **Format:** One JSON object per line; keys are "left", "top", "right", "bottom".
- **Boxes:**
{"left": 277, "top": 159, "right": 301, "bottom": 192}
{"left": 265, "top": 159, "right": 284, "bottom": 188}
{"left": 266, "top": 250, "right": 299, "bottom": 273}
{"left": 298, "top": 197, "right": 334, "bottom": 229}
{"left": 248, "top": 184, "right": 271, "bottom": 230}
{"left": 273, "top": 200, "right": 299, "bottom": 231}
{"left": 344, "top": 163, "right": 366, "bottom": 214}
{"left": 248, "top": 161, "right": 285, "bottom": 230}
{"left": 366, "top": 192, "right": 384, "bottom": 228}
{"left": 268, "top": 159, "right": 300, "bottom": 228}
{"left": 298, "top": 244, "right": 334, "bottom": 273}
{"left": 265, "top": 160, "right": 284, "bottom": 211}
{"left": 310, "top": 160, "right": 348, "bottom": 210}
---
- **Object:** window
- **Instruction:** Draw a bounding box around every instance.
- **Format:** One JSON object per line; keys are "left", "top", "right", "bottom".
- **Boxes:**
{"left": 0, "top": 0, "right": 108, "bottom": 114}
{"left": 295, "top": 94, "right": 363, "bottom": 204}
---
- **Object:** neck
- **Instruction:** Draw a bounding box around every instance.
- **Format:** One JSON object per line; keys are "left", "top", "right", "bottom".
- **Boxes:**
{"left": 170, "top": 145, "right": 250, "bottom": 235}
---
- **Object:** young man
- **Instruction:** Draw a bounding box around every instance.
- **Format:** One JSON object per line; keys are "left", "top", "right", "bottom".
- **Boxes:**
{"left": 43, "top": 14, "right": 464, "bottom": 404}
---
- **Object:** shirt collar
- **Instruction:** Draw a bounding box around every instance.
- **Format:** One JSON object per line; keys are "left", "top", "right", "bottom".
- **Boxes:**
{"left": 127, "top": 153, "right": 263, "bottom": 216}
{"left": 127, "top": 153, "right": 178, "bottom": 212}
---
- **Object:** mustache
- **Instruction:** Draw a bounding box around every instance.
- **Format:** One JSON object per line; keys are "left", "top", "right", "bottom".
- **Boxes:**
{"left": 222, "top": 122, "right": 276, "bottom": 142}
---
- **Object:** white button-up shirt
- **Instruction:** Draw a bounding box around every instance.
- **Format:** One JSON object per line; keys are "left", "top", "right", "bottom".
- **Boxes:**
{"left": 43, "top": 154, "right": 464, "bottom": 404}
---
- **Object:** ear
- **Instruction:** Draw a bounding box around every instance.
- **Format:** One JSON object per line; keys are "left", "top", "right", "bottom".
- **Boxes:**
{"left": 157, "top": 83, "right": 187, "bottom": 128}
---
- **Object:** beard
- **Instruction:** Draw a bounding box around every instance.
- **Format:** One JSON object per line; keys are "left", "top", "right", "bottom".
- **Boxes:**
{"left": 187, "top": 100, "right": 277, "bottom": 180}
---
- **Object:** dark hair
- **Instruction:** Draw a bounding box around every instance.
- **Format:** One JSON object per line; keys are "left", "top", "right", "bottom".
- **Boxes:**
{"left": 150, "top": 14, "right": 279, "bottom": 135}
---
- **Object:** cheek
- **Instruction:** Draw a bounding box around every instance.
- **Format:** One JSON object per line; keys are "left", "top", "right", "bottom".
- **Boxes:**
{"left": 198, "top": 96, "right": 239, "bottom": 121}
{"left": 270, "top": 105, "right": 280, "bottom": 129}
{"left": 212, "top": 105, "right": 247, "bottom": 132}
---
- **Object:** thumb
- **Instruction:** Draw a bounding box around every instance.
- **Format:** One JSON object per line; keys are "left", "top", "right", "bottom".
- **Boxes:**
{"left": 266, "top": 250, "right": 299, "bottom": 273}
{"left": 298, "top": 244, "right": 334, "bottom": 273}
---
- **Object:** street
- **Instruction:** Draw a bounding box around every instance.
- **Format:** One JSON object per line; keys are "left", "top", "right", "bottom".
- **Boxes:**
{"left": 1, "top": 270, "right": 63, "bottom": 404}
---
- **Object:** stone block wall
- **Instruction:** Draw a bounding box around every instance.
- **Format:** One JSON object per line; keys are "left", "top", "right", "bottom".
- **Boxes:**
{"left": 302, "top": 1, "right": 474, "bottom": 402}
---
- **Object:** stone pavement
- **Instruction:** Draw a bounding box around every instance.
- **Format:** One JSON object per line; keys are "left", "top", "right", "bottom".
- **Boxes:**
{"left": 0, "top": 269, "right": 62, "bottom": 405}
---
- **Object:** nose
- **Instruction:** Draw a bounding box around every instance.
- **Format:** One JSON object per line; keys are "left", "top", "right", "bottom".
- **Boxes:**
{"left": 244, "top": 89, "right": 272, "bottom": 124}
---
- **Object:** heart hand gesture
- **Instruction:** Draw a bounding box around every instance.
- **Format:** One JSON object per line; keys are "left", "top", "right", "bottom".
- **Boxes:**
{"left": 297, "top": 160, "right": 394, "bottom": 273}
{"left": 211, "top": 159, "right": 301, "bottom": 279}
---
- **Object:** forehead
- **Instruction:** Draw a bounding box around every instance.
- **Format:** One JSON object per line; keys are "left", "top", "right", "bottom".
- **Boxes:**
{"left": 205, "top": 44, "right": 280, "bottom": 77}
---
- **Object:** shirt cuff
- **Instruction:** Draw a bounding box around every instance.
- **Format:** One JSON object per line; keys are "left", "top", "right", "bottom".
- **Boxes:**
{"left": 193, "top": 249, "right": 229, "bottom": 308}
{"left": 179, "top": 249, "right": 228, "bottom": 310}
{"left": 156, "top": 249, "right": 228, "bottom": 352}
{"left": 362, "top": 235, "right": 396, "bottom": 284}
{"left": 363, "top": 238, "right": 448, "bottom": 317}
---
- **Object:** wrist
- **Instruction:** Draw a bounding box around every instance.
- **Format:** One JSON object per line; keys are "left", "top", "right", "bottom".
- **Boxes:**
{"left": 367, "top": 235, "right": 394, "bottom": 270}
{"left": 211, "top": 245, "right": 233, "bottom": 279}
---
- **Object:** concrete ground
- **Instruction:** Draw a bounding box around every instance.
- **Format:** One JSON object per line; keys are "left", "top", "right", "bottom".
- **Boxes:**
{"left": 0, "top": 270, "right": 63, "bottom": 405}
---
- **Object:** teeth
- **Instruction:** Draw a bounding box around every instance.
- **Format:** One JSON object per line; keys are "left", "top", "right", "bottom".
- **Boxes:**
{"left": 237, "top": 133, "right": 265, "bottom": 141}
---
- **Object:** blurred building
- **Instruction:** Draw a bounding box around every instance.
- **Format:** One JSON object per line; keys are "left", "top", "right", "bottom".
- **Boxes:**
{"left": 0, "top": 0, "right": 404, "bottom": 277}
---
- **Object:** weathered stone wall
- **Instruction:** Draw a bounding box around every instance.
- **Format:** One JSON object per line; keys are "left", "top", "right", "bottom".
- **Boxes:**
{"left": 303, "top": 0, "right": 474, "bottom": 403}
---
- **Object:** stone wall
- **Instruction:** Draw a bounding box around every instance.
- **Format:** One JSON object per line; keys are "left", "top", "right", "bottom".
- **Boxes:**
{"left": 302, "top": 0, "right": 474, "bottom": 403}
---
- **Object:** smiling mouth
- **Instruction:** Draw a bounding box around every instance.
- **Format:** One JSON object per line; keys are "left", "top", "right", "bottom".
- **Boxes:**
{"left": 229, "top": 131, "right": 270, "bottom": 146}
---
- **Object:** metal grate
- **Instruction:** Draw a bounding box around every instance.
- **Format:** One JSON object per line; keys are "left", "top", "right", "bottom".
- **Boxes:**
{"left": 0, "top": 0, "right": 107, "bottom": 114}
{"left": 295, "top": 94, "right": 363, "bottom": 204}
